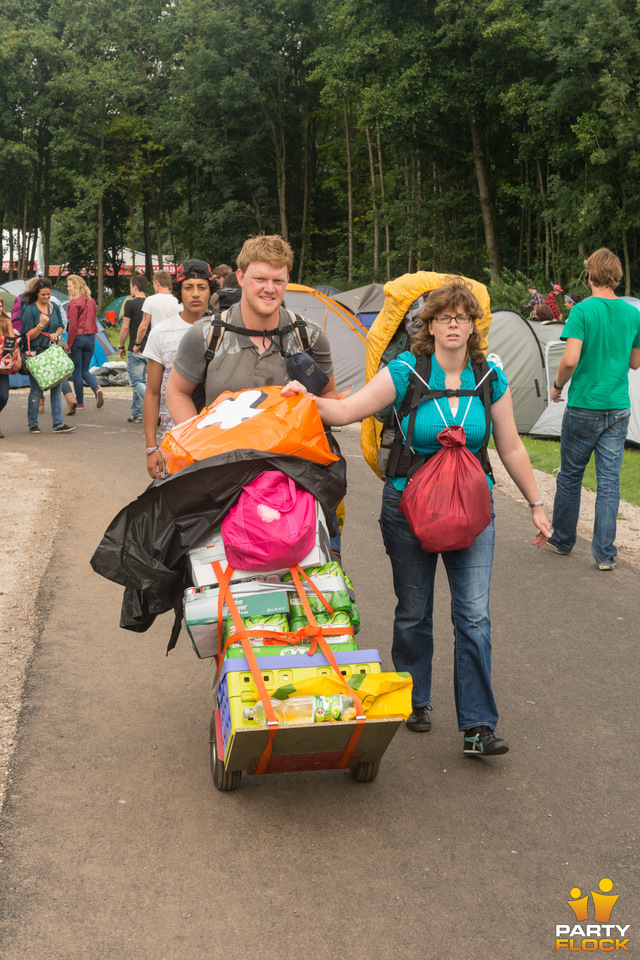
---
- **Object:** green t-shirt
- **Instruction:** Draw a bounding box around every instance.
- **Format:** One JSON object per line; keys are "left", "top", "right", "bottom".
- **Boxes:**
{"left": 561, "top": 297, "right": 640, "bottom": 409}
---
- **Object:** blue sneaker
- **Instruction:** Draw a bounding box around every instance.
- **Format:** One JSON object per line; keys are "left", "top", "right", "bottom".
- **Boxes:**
{"left": 463, "top": 726, "right": 509, "bottom": 757}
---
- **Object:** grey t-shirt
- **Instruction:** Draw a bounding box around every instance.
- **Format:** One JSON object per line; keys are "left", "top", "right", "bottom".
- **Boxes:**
{"left": 172, "top": 303, "right": 334, "bottom": 405}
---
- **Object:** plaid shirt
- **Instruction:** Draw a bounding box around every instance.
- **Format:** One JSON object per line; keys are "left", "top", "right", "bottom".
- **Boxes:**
{"left": 545, "top": 292, "right": 563, "bottom": 320}
{"left": 524, "top": 291, "right": 544, "bottom": 317}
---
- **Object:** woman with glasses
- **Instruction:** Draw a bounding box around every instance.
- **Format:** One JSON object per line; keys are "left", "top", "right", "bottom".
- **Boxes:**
{"left": 282, "top": 279, "right": 550, "bottom": 758}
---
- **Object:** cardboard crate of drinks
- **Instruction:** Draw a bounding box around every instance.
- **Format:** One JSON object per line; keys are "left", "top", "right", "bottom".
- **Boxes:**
{"left": 216, "top": 649, "right": 382, "bottom": 762}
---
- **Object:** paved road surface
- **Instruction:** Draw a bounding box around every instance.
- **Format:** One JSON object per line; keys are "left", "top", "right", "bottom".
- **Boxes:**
{"left": 1, "top": 392, "right": 638, "bottom": 959}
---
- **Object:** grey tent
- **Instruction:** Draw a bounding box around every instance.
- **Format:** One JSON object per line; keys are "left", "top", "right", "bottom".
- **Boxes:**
{"left": 284, "top": 284, "right": 368, "bottom": 394}
{"left": 333, "top": 284, "right": 386, "bottom": 329}
{"left": 485, "top": 309, "right": 546, "bottom": 432}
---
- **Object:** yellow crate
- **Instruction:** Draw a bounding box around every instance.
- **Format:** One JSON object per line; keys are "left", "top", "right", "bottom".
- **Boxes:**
{"left": 217, "top": 651, "right": 381, "bottom": 761}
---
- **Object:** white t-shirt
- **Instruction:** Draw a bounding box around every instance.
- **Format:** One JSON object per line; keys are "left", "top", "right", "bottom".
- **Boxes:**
{"left": 143, "top": 312, "right": 191, "bottom": 433}
{"left": 141, "top": 292, "right": 180, "bottom": 329}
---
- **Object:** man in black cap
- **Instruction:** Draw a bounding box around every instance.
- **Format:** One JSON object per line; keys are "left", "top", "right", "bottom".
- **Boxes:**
{"left": 142, "top": 260, "right": 216, "bottom": 479}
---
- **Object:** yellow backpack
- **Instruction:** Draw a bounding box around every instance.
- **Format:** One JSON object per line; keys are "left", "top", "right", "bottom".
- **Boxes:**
{"left": 360, "top": 271, "right": 493, "bottom": 479}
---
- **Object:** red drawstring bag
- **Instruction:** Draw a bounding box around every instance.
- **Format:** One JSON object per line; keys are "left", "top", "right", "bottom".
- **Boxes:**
{"left": 221, "top": 470, "right": 317, "bottom": 570}
{"left": 399, "top": 424, "right": 491, "bottom": 553}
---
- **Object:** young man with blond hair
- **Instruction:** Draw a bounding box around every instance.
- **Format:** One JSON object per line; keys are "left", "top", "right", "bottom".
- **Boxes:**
{"left": 165, "top": 235, "right": 337, "bottom": 423}
{"left": 548, "top": 248, "right": 640, "bottom": 569}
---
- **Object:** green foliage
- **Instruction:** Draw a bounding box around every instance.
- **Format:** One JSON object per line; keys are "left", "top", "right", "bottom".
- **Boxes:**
{"left": 4, "top": 0, "right": 640, "bottom": 295}
{"left": 485, "top": 269, "right": 534, "bottom": 313}
{"left": 515, "top": 436, "right": 640, "bottom": 508}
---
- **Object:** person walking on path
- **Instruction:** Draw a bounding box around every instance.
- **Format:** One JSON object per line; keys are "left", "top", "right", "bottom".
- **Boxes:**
{"left": 20, "top": 278, "right": 75, "bottom": 435}
{"left": 66, "top": 274, "right": 104, "bottom": 411}
{"left": 548, "top": 248, "right": 640, "bottom": 570}
{"left": 282, "top": 280, "right": 551, "bottom": 757}
{"left": 0, "top": 298, "right": 21, "bottom": 437}
{"left": 119, "top": 275, "right": 148, "bottom": 423}
{"left": 142, "top": 260, "right": 213, "bottom": 479}
{"left": 134, "top": 270, "right": 180, "bottom": 347}
{"left": 523, "top": 284, "right": 545, "bottom": 319}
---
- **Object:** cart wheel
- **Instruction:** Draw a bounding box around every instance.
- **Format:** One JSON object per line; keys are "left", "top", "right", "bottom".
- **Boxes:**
{"left": 350, "top": 760, "right": 380, "bottom": 782}
{"left": 209, "top": 716, "right": 242, "bottom": 792}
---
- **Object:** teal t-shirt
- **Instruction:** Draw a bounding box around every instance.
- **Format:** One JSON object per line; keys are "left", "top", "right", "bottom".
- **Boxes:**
{"left": 386, "top": 352, "right": 509, "bottom": 491}
{"left": 561, "top": 298, "right": 640, "bottom": 409}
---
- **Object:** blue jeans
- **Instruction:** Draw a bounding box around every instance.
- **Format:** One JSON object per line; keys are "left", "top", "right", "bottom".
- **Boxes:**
{"left": 27, "top": 371, "right": 63, "bottom": 430}
{"left": 552, "top": 406, "right": 631, "bottom": 565}
{"left": 70, "top": 334, "right": 99, "bottom": 405}
{"left": 127, "top": 352, "right": 147, "bottom": 418}
{"left": 379, "top": 481, "right": 498, "bottom": 731}
{"left": 0, "top": 373, "right": 9, "bottom": 414}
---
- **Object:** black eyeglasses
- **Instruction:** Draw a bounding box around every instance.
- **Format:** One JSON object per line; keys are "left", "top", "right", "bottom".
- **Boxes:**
{"left": 433, "top": 314, "right": 473, "bottom": 325}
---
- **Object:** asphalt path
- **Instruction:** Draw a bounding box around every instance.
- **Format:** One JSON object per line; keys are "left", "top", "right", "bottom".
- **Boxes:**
{"left": 1, "top": 391, "right": 639, "bottom": 959}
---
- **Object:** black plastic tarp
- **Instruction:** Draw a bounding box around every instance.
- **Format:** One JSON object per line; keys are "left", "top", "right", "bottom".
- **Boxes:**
{"left": 91, "top": 442, "right": 346, "bottom": 643}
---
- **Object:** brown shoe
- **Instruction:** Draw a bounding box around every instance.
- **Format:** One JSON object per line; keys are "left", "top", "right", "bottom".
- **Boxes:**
{"left": 66, "top": 396, "right": 77, "bottom": 416}
{"left": 96, "top": 389, "right": 104, "bottom": 409}
{"left": 39, "top": 398, "right": 45, "bottom": 414}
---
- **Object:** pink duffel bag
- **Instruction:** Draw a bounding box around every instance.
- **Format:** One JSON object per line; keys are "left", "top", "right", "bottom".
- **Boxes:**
{"left": 221, "top": 470, "right": 316, "bottom": 570}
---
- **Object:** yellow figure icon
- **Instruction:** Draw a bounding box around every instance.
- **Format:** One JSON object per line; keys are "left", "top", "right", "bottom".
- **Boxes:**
{"left": 567, "top": 887, "right": 590, "bottom": 922}
{"left": 592, "top": 878, "right": 619, "bottom": 923}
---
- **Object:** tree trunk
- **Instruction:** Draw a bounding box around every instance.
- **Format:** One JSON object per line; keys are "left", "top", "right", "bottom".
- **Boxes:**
{"left": 143, "top": 203, "right": 153, "bottom": 282}
{"left": 344, "top": 100, "right": 354, "bottom": 284}
{"left": 467, "top": 115, "right": 501, "bottom": 279}
{"left": 404, "top": 157, "right": 413, "bottom": 273}
{"left": 97, "top": 195, "right": 104, "bottom": 313}
{"left": 268, "top": 109, "right": 288, "bottom": 240}
{"left": 622, "top": 229, "right": 631, "bottom": 295}
{"left": 9, "top": 215, "right": 14, "bottom": 280}
{"left": 415, "top": 153, "right": 422, "bottom": 269}
{"left": 21, "top": 189, "right": 28, "bottom": 276}
{"left": 152, "top": 181, "right": 163, "bottom": 269}
{"left": 376, "top": 124, "right": 391, "bottom": 281}
{"left": 44, "top": 157, "right": 51, "bottom": 275}
{"left": 298, "top": 116, "right": 310, "bottom": 283}
{"left": 251, "top": 192, "right": 264, "bottom": 233}
{"left": 365, "top": 126, "right": 380, "bottom": 281}
{"left": 97, "top": 135, "right": 105, "bottom": 313}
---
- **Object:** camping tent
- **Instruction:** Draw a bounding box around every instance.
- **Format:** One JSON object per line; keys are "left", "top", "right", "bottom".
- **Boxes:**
{"left": 485, "top": 309, "right": 547, "bottom": 433}
{"left": 333, "top": 284, "right": 386, "bottom": 329}
{"left": 284, "top": 284, "right": 368, "bottom": 393}
{"left": 100, "top": 295, "right": 130, "bottom": 325}
{"left": 487, "top": 308, "right": 640, "bottom": 446}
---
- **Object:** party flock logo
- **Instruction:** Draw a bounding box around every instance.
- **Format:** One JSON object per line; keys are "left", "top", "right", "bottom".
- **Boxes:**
{"left": 555, "top": 877, "right": 630, "bottom": 951}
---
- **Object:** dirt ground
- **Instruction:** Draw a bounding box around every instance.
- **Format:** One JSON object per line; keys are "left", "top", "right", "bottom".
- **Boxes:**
{"left": 1, "top": 402, "right": 639, "bottom": 814}
{"left": 2, "top": 394, "right": 639, "bottom": 960}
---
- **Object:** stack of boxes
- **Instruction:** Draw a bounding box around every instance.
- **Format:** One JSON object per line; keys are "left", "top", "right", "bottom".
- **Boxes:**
{"left": 183, "top": 503, "right": 382, "bottom": 762}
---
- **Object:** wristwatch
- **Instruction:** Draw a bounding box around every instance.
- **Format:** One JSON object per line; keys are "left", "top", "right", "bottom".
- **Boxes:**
{"left": 552, "top": 381, "right": 561, "bottom": 390}
{"left": 528, "top": 500, "right": 544, "bottom": 508}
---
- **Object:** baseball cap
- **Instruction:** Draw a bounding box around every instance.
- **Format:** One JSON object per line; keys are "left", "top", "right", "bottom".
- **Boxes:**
{"left": 552, "top": 284, "right": 563, "bottom": 292}
{"left": 175, "top": 259, "right": 214, "bottom": 282}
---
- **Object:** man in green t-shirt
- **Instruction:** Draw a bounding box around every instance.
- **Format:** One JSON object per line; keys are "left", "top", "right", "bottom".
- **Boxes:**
{"left": 548, "top": 248, "right": 640, "bottom": 569}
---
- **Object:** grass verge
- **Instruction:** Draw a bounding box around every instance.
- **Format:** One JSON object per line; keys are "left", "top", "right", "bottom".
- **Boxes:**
{"left": 491, "top": 436, "right": 640, "bottom": 508}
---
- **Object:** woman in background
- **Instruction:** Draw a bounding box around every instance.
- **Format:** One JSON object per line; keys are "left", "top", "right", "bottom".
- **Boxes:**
{"left": 67, "top": 274, "right": 103, "bottom": 410}
{"left": 21, "top": 278, "right": 75, "bottom": 434}
{"left": 0, "top": 298, "right": 21, "bottom": 437}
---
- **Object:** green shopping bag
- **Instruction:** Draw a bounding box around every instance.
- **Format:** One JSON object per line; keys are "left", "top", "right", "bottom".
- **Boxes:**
{"left": 25, "top": 342, "right": 75, "bottom": 390}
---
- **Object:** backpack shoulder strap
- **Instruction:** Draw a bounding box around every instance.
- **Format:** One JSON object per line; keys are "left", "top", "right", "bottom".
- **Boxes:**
{"left": 471, "top": 358, "right": 497, "bottom": 481}
{"left": 284, "top": 309, "right": 310, "bottom": 351}
{"left": 203, "top": 309, "right": 230, "bottom": 366}
{"left": 385, "top": 354, "right": 432, "bottom": 479}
